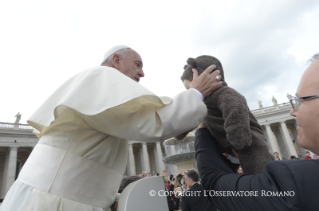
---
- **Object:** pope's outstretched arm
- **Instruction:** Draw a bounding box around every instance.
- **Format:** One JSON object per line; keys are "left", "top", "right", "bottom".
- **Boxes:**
{"left": 27, "top": 65, "right": 221, "bottom": 141}
{"left": 84, "top": 88, "right": 207, "bottom": 142}
{"left": 83, "top": 65, "right": 221, "bottom": 142}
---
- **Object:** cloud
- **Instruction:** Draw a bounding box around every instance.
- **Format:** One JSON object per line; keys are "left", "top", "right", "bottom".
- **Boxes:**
{"left": 0, "top": 0, "right": 319, "bottom": 123}
{"left": 187, "top": 0, "right": 319, "bottom": 109}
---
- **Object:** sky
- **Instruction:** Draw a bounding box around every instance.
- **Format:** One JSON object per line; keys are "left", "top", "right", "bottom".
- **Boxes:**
{"left": 1, "top": 0, "right": 319, "bottom": 124}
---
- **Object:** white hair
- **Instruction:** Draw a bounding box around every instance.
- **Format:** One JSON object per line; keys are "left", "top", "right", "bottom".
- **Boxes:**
{"left": 101, "top": 48, "right": 130, "bottom": 66}
{"left": 310, "top": 53, "right": 319, "bottom": 63}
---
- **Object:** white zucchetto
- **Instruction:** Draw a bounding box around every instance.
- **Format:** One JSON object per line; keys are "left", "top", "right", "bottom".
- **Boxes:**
{"left": 102, "top": 45, "right": 130, "bottom": 63}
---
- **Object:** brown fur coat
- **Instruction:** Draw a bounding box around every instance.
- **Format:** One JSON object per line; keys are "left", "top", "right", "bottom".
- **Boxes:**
{"left": 177, "top": 55, "right": 273, "bottom": 174}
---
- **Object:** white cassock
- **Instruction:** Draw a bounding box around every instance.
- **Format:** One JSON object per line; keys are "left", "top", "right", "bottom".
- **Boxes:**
{"left": 0, "top": 66, "right": 206, "bottom": 211}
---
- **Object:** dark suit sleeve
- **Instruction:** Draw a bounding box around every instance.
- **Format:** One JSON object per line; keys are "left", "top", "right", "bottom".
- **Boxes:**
{"left": 195, "top": 128, "right": 319, "bottom": 211}
{"left": 181, "top": 195, "right": 190, "bottom": 211}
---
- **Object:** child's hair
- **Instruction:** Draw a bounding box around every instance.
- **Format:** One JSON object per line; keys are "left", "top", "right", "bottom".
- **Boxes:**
{"left": 181, "top": 55, "right": 225, "bottom": 83}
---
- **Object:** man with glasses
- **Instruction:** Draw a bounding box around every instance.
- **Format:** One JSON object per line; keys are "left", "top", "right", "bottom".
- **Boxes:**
{"left": 194, "top": 53, "right": 319, "bottom": 211}
{"left": 289, "top": 56, "right": 319, "bottom": 157}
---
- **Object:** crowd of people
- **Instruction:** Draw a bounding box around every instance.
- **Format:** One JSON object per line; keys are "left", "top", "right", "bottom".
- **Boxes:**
{"left": 122, "top": 169, "right": 214, "bottom": 211}
{"left": 273, "top": 151, "right": 319, "bottom": 160}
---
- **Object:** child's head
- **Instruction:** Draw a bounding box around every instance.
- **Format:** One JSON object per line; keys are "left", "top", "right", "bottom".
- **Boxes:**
{"left": 181, "top": 55, "right": 226, "bottom": 86}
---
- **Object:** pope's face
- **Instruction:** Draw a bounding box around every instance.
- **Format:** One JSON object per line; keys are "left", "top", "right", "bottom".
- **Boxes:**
{"left": 290, "top": 59, "right": 319, "bottom": 154}
{"left": 118, "top": 49, "right": 144, "bottom": 82}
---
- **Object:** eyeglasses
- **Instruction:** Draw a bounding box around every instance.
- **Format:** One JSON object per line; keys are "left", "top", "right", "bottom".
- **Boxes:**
{"left": 289, "top": 95, "right": 319, "bottom": 111}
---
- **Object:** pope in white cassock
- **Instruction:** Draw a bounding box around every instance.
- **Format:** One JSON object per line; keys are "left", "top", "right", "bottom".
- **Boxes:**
{"left": 0, "top": 45, "right": 222, "bottom": 211}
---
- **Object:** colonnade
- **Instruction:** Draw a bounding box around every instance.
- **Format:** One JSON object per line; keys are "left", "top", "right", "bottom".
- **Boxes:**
{"left": 263, "top": 120, "right": 306, "bottom": 159}
{"left": 126, "top": 141, "right": 165, "bottom": 176}
{"left": 0, "top": 147, "right": 33, "bottom": 197}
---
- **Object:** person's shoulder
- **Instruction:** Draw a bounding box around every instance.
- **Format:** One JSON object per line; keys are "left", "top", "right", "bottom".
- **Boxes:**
{"left": 218, "top": 86, "right": 242, "bottom": 95}
{"left": 188, "top": 183, "right": 202, "bottom": 192}
{"left": 264, "top": 159, "right": 319, "bottom": 208}
{"left": 84, "top": 66, "right": 116, "bottom": 73}
{"left": 81, "top": 66, "right": 132, "bottom": 82}
{"left": 267, "top": 159, "right": 319, "bottom": 165}
{"left": 182, "top": 189, "right": 191, "bottom": 199}
{"left": 266, "top": 159, "right": 319, "bottom": 175}
{"left": 214, "top": 86, "right": 246, "bottom": 102}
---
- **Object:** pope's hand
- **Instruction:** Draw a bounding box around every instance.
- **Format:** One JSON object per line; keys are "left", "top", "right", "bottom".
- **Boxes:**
{"left": 190, "top": 65, "right": 222, "bottom": 98}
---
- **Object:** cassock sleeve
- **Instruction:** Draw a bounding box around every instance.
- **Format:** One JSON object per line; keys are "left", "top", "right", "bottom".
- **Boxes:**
{"left": 194, "top": 128, "right": 316, "bottom": 211}
{"left": 83, "top": 89, "right": 207, "bottom": 142}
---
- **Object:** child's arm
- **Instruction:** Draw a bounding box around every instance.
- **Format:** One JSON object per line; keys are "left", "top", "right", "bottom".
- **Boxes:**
{"left": 217, "top": 93, "right": 252, "bottom": 151}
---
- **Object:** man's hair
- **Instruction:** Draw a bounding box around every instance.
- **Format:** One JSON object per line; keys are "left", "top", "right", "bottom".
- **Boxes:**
{"left": 273, "top": 152, "right": 278, "bottom": 154}
{"left": 110, "top": 176, "right": 142, "bottom": 211}
{"left": 101, "top": 48, "right": 130, "bottom": 66}
{"left": 186, "top": 170, "right": 199, "bottom": 182}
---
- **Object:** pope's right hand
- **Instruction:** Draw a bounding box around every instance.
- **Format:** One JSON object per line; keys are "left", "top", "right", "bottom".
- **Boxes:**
{"left": 190, "top": 65, "right": 222, "bottom": 98}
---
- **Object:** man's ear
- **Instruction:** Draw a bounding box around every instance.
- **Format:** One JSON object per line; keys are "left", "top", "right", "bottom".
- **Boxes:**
{"left": 115, "top": 202, "right": 118, "bottom": 211}
{"left": 111, "top": 54, "right": 121, "bottom": 70}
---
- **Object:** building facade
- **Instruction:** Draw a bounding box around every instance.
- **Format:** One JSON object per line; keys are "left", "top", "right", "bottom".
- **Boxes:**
{"left": 251, "top": 101, "right": 309, "bottom": 159}
{"left": 0, "top": 122, "right": 37, "bottom": 197}
{"left": 0, "top": 101, "right": 311, "bottom": 197}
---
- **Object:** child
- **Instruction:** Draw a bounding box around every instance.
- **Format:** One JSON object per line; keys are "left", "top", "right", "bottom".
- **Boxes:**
{"left": 177, "top": 55, "right": 273, "bottom": 174}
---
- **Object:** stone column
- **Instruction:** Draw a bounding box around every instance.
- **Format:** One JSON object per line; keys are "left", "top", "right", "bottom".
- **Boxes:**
{"left": 0, "top": 153, "right": 5, "bottom": 196}
{"left": 153, "top": 145, "right": 159, "bottom": 173}
{"left": 170, "top": 145, "right": 176, "bottom": 155}
{"left": 280, "top": 121, "right": 298, "bottom": 156}
{"left": 124, "top": 161, "right": 129, "bottom": 176}
{"left": 139, "top": 145, "right": 144, "bottom": 173}
{"left": 5, "top": 147, "right": 18, "bottom": 193}
{"left": 1, "top": 150, "right": 9, "bottom": 195}
{"left": 265, "top": 124, "right": 281, "bottom": 156}
{"left": 263, "top": 128, "right": 272, "bottom": 152}
{"left": 156, "top": 142, "right": 165, "bottom": 174}
{"left": 128, "top": 143, "right": 136, "bottom": 176}
{"left": 148, "top": 145, "right": 156, "bottom": 174}
{"left": 142, "top": 143, "right": 150, "bottom": 173}
{"left": 287, "top": 122, "right": 305, "bottom": 156}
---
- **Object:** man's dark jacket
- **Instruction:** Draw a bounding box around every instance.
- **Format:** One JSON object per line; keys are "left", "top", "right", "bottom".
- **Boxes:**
{"left": 195, "top": 128, "right": 319, "bottom": 211}
{"left": 181, "top": 183, "right": 215, "bottom": 211}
